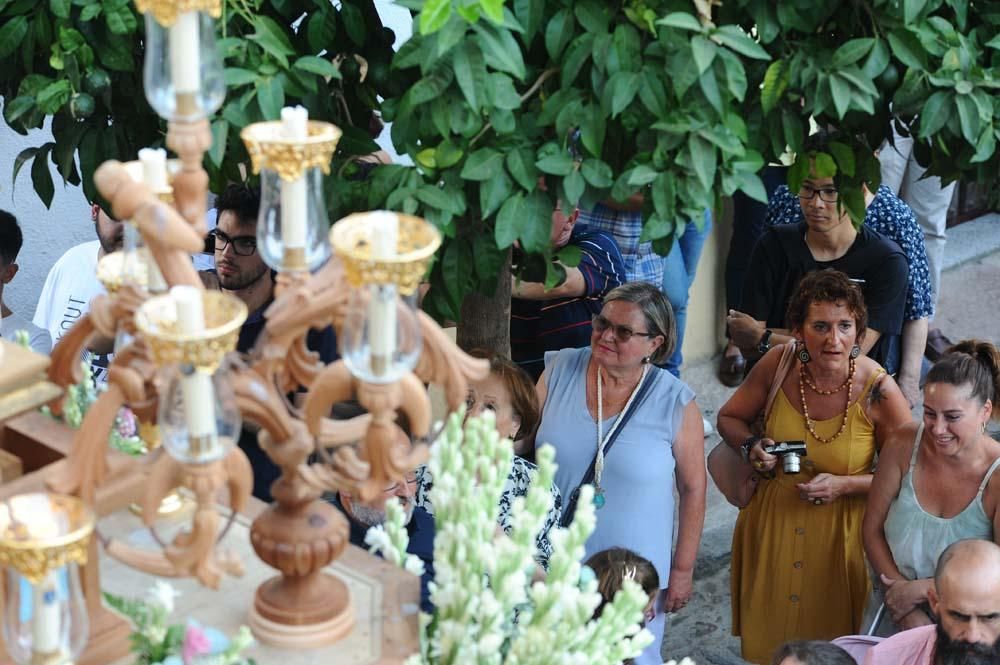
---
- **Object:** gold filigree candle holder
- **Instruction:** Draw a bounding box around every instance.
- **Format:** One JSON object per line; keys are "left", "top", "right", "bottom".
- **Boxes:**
{"left": 0, "top": 493, "right": 94, "bottom": 665}
{"left": 134, "top": 291, "right": 247, "bottom": 372}
{"left": 330, "top": 212, "right": 441, "bottom": 294}
{"left": 240, "top": 120, "right": 342, "bottom": 273}
{"left": 240, "top": 121, "right": 342, "bottom": 181}
{"left": 134, "top": 0, "right": 221, "bottom": 27}
{"left": 0, "top": 494, "right": 94, "bottom": 585}
{"left": 333, "top": 212, "right": 441, "bottom": 383}
{"left": 96, "top": 251, "right": 149, "bottom": 295}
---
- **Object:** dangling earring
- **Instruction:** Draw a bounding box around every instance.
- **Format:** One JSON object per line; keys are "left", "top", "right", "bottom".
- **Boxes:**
{"left": 983, "top": 422, "right": 988, "bottom": 434}
{"left": 850, "top": 344, "right": 861, "bottom": 359}
{"left": 797, "top": 344, "right": 811, "bottom": 364}
{"left": 641, "top": 355, "right": 650, "bottom": 365}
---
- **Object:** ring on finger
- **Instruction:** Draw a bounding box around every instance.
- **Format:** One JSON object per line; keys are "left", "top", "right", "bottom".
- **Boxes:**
{"left": 813, "top": 498, "right": 822, "bottom": 505}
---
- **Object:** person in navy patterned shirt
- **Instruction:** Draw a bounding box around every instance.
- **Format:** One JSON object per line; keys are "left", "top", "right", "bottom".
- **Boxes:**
{"left": 761, "top": 182, "right": 933, "bottom": 406}
{"left": 511, "top": 198, "right": 625, "bottom": 380}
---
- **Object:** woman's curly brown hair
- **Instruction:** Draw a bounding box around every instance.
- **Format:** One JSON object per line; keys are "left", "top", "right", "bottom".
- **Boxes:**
{"left": 784, "top": 269, "right": 868, "bottom": 343}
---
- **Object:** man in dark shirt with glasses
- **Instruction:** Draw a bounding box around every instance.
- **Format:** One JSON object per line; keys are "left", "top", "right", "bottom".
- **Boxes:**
{"left": 205, "top": 185, "right": 275, "bottom": 352}
{"left": 203, "top": 184, "right": 338, "bottom": 501}
{"left": 729, "top": 171, "right": 908, "bottom": 376}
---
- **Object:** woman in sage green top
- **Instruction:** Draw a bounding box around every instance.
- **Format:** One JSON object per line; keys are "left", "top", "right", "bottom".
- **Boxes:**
{"left": 863, "top": 340, "right": 1000, "bottom": 635}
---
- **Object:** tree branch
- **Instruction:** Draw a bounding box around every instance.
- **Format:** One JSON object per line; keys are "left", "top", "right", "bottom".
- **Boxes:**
{"left": 469, "top": 67, "right": 559, "bottom": 147}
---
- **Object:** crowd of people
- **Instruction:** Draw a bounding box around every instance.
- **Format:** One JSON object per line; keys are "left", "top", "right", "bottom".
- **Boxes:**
{"left": 1, "top": 121, "right": 995, "bottom": 665}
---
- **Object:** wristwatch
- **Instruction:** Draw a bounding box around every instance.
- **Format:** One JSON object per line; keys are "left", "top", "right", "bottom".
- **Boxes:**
{"left": 740, "top": 435, "right": 761, "bottom": 462}
{"left": 756, "top": 329, "right": 773, "bottom": 355}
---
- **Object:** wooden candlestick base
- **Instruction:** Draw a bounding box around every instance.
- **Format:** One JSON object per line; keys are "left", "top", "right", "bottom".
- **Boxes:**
{"left": 249, "top": 498, "right": 354, "bottom": 647}
{"left": 249, "top": 574, "right": 354, "bottom": 649}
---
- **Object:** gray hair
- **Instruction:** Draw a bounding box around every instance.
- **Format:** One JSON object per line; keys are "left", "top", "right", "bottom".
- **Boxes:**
{"left": 603, "top": 282, "right": 676, "bottom": 365}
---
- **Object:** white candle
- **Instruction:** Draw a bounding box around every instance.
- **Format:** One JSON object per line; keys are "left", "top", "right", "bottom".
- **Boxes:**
{"left": 169, "top": 11, "right": 201, "bottom": 95}
{"left": 139, "top": 148, "right": 168, "bottom": 191}
{"left": 139, "top": 148, "right": 169, "bottom": 292}
{"left": 171, "top": 286, "right": 218, "bottom": 459}
{"left": 280, "top": 106, "right": 309, "bottom": 256}
{"left": 368, "top": 212, "right": 398, "bottom": 372}
{"left": 32, "top": 573, "right": 61, "bottom": 654}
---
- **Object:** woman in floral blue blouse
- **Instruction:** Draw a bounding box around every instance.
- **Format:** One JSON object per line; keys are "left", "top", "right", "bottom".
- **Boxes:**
{"left": 414, "top": 350, "right": 562, "bottom": 568}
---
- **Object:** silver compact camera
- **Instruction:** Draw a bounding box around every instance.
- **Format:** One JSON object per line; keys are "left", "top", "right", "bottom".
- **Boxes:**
{"left": 762, "top": 440, "right": 808, "bottom": 474}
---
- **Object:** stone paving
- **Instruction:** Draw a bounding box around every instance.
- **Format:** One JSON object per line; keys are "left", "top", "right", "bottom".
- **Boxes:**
{"left": 657, "top": 224, "right": 1000, "bottom": 665}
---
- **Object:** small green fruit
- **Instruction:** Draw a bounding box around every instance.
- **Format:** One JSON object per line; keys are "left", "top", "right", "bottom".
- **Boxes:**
{"left": 70, "top": 92, "right": 95, "bottom": 119}
{"left": 84, "top": 69, "right": 111, "bottom": 96}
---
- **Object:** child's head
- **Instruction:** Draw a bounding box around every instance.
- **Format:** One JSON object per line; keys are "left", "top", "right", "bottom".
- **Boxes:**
{"left": 585, "top": 547, "right": 659, "bottom": 623}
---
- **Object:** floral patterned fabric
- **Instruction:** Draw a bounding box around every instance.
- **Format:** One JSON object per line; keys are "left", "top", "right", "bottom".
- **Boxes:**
{"left": 766, "top": 184, "right": 934, "bottom": 321}
{"left": 415, "top": 456, "right": 563, "bottom": 568}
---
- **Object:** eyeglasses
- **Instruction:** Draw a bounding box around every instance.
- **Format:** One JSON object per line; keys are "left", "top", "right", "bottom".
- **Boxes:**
{"left": 797, "top": 185, "right": 840, "bottom": 203}
{"left": 591, "top": 314, "right": 657, "bottom": 343}
{"left": 211, "top": 229, "right": 257, "bottom": 256}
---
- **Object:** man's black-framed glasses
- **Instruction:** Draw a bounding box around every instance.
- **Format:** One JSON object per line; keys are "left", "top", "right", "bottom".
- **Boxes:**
{"left": 211, "top": 229, "right": 257, "bottom": 256}
{"left": 591, "top": 314, "right": 657, "bottom": 343}
{"left": 797, "top": 184, "right": 840, "bottom": 203}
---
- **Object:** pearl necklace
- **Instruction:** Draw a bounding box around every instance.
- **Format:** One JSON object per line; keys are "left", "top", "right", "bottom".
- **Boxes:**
{"left": 595, "top": 363, "right": 649, "bottom": 509}
{"left": 798, "top": 361, "right": 855, "bottom": 444}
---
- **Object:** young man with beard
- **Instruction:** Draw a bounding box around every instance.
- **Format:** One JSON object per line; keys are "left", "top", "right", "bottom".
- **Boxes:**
{"left": 204, "top": 184, "right": 337, "bottom": 501}
{"left": 33, "top": 203, "right": 124, "bottom": 382}
{"left": 863, "top": 539, "right": 1000, "bottom": 665}
{"left": 331, "top": 471, "right": 435, "bottom": 612}
{"left": 206, "top": 185, "right": 276, "bottom": 352}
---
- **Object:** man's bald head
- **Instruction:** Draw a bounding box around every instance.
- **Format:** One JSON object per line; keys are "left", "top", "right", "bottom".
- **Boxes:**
{"left": 935, "top": 539, "right": 1000, "bottom": 587}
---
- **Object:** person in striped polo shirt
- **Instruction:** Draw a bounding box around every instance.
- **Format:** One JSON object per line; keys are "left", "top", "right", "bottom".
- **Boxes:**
{"left": 511, "top": 198, "right": 625, "bottom": 381}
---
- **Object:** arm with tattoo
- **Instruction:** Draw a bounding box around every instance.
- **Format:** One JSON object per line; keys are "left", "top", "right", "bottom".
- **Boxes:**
{"left": 866, "top": 373, "right": 913, "bottom": 451}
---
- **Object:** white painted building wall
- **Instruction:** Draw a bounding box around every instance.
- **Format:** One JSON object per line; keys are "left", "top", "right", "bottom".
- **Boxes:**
{"left": 1, "top": 3, "right": 413, "bottom": 323}
{"left": 0, "top": 114, "right": 94, "bottom": 322}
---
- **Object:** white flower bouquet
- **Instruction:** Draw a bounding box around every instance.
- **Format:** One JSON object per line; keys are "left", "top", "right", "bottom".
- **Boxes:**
{"left": 368, "top": 411, "right": 687, "bottom": 665}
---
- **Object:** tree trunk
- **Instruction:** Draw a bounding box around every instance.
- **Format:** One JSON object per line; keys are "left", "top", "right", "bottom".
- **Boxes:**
{"left": 456, "top": 248, "right": 512, "bottom": 357}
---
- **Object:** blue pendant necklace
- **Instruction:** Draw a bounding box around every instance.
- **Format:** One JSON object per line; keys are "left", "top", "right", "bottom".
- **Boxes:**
{"left": 594, "top": 363, "right": 648, "bottom": 510}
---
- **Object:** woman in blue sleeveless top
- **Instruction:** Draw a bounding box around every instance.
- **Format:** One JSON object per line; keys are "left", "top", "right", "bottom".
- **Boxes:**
{"left": 533, "top": 282, "right": 706, "bottom": 664}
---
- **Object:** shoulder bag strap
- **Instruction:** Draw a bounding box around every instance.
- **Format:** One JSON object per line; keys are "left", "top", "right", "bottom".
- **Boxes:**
{"left": 763, "top": 343, "right": 798, "bottom": 424}
{"left": 558, "top": 371, "right": 657, "bottom": 527}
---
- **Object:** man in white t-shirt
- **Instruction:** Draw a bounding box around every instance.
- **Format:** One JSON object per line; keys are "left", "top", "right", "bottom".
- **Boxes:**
{"left": 0, "top": 210, "right": 52, "bottom": 354}
{"left": 33, "top": 204, "right": 123, "bottom": 382}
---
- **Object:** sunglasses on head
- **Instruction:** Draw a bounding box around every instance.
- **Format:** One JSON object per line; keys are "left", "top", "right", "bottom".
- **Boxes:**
{"left": 591, "top": 314, "right": 657, "bottom": 343}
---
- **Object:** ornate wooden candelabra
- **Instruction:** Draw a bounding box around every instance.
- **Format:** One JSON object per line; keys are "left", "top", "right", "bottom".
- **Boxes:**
{"left": 0, "top": 0, "right": 489, "bottom": 657}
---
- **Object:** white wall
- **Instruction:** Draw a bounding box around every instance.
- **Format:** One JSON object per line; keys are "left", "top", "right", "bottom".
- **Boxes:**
{"left": 373, "top": 0, "right": 413, "bottom": 165}
{"left": 0, "top": 107, "right": 94, "bottom": 322}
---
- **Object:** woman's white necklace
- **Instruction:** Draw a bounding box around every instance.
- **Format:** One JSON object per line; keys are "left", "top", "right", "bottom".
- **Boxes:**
{"left": 594, "top": 363, "right": 649, "bottom": 509}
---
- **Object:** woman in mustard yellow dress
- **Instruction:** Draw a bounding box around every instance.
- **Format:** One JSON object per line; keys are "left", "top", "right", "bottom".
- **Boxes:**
{"left": 718, "top": 270, "right": 911, "bottom": 663}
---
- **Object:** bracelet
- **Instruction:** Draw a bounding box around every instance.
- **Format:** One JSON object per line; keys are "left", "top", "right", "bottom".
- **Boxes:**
{"left": 740, "top": 435, "right": 761, "bottom": 462}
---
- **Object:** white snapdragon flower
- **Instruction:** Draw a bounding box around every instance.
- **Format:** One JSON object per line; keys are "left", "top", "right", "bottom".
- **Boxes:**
{"left": 378, "top": 412, "right": 657, "bottom": 665}
{"left": 364, "top": 525, "right": 393, "bottom": 557}
{"left": 147, "top": 580, "right": 180, "bottom": 613}
{"left": 404, "top": 555, "right": 426, "bottom": 577}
